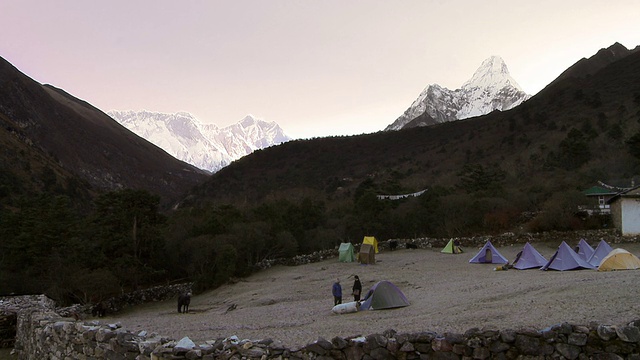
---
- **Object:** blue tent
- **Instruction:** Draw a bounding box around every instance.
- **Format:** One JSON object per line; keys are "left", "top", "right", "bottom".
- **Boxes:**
{"left": 541, "top": 241, "right": 596, "bottom": 271}
{"left": 513, "top": 242, "right": 547, "bottom": 270}
{"left": 468, "top": 240, "right": 509, "bottom": 264}
{"left": 576, "top": 238, "right": 594, "bottom": 261}
{"left": 587, "top": 240, "right": 614, "bottom": 267}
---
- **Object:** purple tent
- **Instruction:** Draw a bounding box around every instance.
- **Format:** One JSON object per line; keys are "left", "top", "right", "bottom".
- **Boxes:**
{"left": 513, "top": 242, "right": 547, "bottom": 270}
{"left": 576, "top": 238, "right": 595, "bottom": 261}
{"left": 541, "top": 241, "right": 596, "bottom": 271}
{"left": 587, "top": 240, "right": 614, "bottom": 267}
{"left": 469, "top": 240, "right": 509, "bottom": 264}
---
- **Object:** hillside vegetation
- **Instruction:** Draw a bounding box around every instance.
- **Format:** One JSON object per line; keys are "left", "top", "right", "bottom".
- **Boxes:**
{"left": 2, "top": 44, "right": 640, "bottom": 304}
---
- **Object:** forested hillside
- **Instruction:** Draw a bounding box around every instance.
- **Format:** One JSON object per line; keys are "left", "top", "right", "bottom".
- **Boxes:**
{"left": 2, "top": 45, "right": 640, "bottom": 304}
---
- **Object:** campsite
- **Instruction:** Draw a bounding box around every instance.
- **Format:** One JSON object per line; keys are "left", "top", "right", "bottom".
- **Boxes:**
{"left": 107, "top": 239, "right": 640, "bottom": 348}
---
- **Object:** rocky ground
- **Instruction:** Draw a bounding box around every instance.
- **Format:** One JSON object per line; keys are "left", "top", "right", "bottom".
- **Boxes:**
{"left": 106, "top": 239, "right": 640, "bottom": 349}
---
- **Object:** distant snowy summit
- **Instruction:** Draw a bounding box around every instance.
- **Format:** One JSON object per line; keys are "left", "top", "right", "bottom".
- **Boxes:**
{"left": 108, "top": 110, "right": 291, "bottom": 173}
{"left": 386, "top": 56, "right": 530, "bottom": 131}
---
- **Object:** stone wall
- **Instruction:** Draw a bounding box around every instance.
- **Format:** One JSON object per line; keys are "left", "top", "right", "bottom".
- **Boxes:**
{"left": 0, "top": 295, "right": 56, "bottom": 348}
{"left": 12, "top": 308, "right": 640, "bottom": 359}
{"left": 1, "top": 283, "right": 192, "bottom": 350}
{"left": 56, "top": 282, "right": 193, "bottom": 317}
{"left": 385, "top": 228, "right": 636, "bottom": 251}
{"left": 254, "top": 229, "right": 635, "bottom": 270}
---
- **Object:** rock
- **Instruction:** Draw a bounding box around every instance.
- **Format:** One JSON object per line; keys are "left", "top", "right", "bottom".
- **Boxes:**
{"left": 591, "top": 353, "right": 624, "bottom": 360}
{"left": 409, "top": 331, "right": 437, "bottom": 343}
{"left": 175, "top": 336, "right": 197, "bottom": 351}
{"left": 555, "top": 343, "right": 581, "bottom": 360}
{"left": 574, "top": 325, "right": 590, "bottom": 334}
{"left": 568, "top": 332, "right": 588, "bottom": 346}
{"left": 452, "top": 343, "right": 470, "bottom": 356}
{"left": 95, "top": 328, "right": 116, "bottom": 342}
{"left": 344, "top": 344, "right": 365, "bottom": 360}
{"left": 514, "top": 334, "right": 542, "bottom": 356}
{"left": 473, "top": 347, "right": 491, "bottom": 360}
{"left": 615, "top": 325, "right": 640, "bottom": 342}
{"left": 240, "top": 347, "right": 266, "bottom": 358}
{"left": 332, "top": 336, "right": 349, "bottom": 350}
{"left": 597, "top": 325, "right": 618, "bottom": 341}
{"left": 305, "top": 338, "right": 333, "bottom": 355}
{"left": 488, "top": 341, "right": 510, "bottom": 353}
{"left": 431, "top": 337, "right": 453, "bottom": 352}
{"left": 499, "top": 329, "right": 516, "bottom": 343}
{"left": 367, "top": 333, "right": 388, "bottom": 348}
{"left": 444, "top": 333, "right": 464, "bottom": 345}
{"left": 382, "top": 329, "right": 397, "bottom": 338}
{"left": 370, "top": 347, "right": 391, "bottom": 360}
{"left": 399, "top": 342, "right": 415, "bottom": 352}
{"left": 386, "top": 338, "right": 399, "bottom": 353}
{"left": 185, "top": 349, "right": 203, "bottom": 359}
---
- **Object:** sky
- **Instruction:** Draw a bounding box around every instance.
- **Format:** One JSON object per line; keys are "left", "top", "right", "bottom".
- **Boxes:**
{"left": 1, "top": 1, "right": 639, "bottom": 139}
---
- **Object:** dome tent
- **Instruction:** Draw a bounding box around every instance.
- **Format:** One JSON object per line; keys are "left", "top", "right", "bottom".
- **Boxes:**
{"left": 597, "top": 249, "right": 640, "bottom": 271}
{"left": 359, "top": 280, "right": 410, "bottom": 311}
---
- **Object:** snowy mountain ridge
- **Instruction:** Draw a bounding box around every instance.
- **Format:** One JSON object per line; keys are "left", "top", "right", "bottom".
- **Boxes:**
{"left": 108, "top": 110, "right": 291, "bottom": 173}
{"left": 386, "top": 56, "right": 530, "bottom": 130}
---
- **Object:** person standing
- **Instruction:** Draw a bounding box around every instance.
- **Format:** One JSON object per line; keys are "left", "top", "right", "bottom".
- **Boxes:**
{"left": 332, "top": 278, "right": 342, "bottom": 306}
{"left": 352, "top": 275, "right": 362, "bottom": 302}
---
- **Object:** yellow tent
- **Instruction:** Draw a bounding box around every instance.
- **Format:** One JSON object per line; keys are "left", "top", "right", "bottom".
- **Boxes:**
{"left": 362, "top": 236, "right": 379, "bottom": 253}
{"left": 597, "top": 249, "right": 640, "bottom": 271}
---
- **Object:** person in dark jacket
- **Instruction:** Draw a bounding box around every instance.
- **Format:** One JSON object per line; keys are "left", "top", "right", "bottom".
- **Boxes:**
{"left": 352, "top": 275, "right": 362, "bottom": 302}
{"left": 332, "top": 278, "right": 342, "bottom": 306}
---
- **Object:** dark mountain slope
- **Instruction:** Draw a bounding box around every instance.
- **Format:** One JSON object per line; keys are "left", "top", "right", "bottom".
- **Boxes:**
{"left": 0, "top": 57, "right": 208, "bottom": 203}
{"left": 186, "top": 44, "right": 640, "bottom": 208}
{"left": 548, "top": 42, "right": 639, "bottom": 88}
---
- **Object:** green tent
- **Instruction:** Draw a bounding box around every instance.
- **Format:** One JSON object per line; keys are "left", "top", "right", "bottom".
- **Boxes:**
{"left": 338, "top": 242, "right": 356, "bottom": 262}
{"left": 441, "top": 239, "right": 463, "bottom": 254}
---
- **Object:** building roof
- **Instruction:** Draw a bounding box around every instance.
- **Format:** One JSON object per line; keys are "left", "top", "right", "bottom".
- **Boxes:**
{"left": 606, "top": 185, "right": 640, "bottom": 204}
{"left": 583, "top": 186, "right": 618, "bottom": 196}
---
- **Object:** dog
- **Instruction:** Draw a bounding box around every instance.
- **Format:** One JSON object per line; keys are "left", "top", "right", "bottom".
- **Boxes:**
{"left": 178, "top": 292, "right": 192, "bottom": 313}
{"left": 406, "top": 243, "right": 418, "bottom": 250}
{"left": 389, "top": 240, "right": 398, "bottom": 251}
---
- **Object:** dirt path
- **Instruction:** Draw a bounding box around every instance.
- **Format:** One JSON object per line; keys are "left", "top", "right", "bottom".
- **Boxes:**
{"left": 107, "top": 241, "right": 640, "bottom": 348}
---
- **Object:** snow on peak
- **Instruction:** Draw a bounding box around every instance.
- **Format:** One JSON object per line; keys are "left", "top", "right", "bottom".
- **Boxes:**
{"left": 385, "top": 56, "right": 530, "bottom": 131}
{"left": 462, "top": 56, "right": 523, "bottom": 91}
{"left": 107, "top": 110, "right": 291, "bottom": 173}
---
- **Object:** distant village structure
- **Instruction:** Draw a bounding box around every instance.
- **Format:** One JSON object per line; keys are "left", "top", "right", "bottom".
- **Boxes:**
{"left": 582, "top": 185, "right": 618, "bottom": 214}
{"left": 376, "top": 189, "right": 427, "bottom": 200}
{"left": 607, "top": 186, "right": 640, "bottom": 236}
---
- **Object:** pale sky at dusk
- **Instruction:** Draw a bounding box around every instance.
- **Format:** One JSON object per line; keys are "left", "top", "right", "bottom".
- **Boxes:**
{"left": 1, "top": 1, "right": 639, "bottom": 139}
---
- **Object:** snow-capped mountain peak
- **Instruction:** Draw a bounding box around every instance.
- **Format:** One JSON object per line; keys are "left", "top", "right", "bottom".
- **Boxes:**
{"left": 108, "top": 110, "right": 291, "bottom": 173}
{"left": 385, "top": 56, "right": 530, "bottom": 131}
{"left": 462, "top": 55, "right": 522, "bottom": 91}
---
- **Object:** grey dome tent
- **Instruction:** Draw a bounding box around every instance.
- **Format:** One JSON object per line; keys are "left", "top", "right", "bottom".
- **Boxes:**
{"left": 576, "top": 238, "right": 594, "bottom": 261}
{"left": 513, "top": 242, "right": 547, "bottom": 270}
{"left": 469, "top": 240, "right": 508, "bottom": 264}
{"left": 587, "top": 240, "right": 614, "bottom": 267}
{"left": 541, "top": 241, "right": 595, "bottom": 271}
{"left": 359, "top": 280, "right": 410, "bottom": 310}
